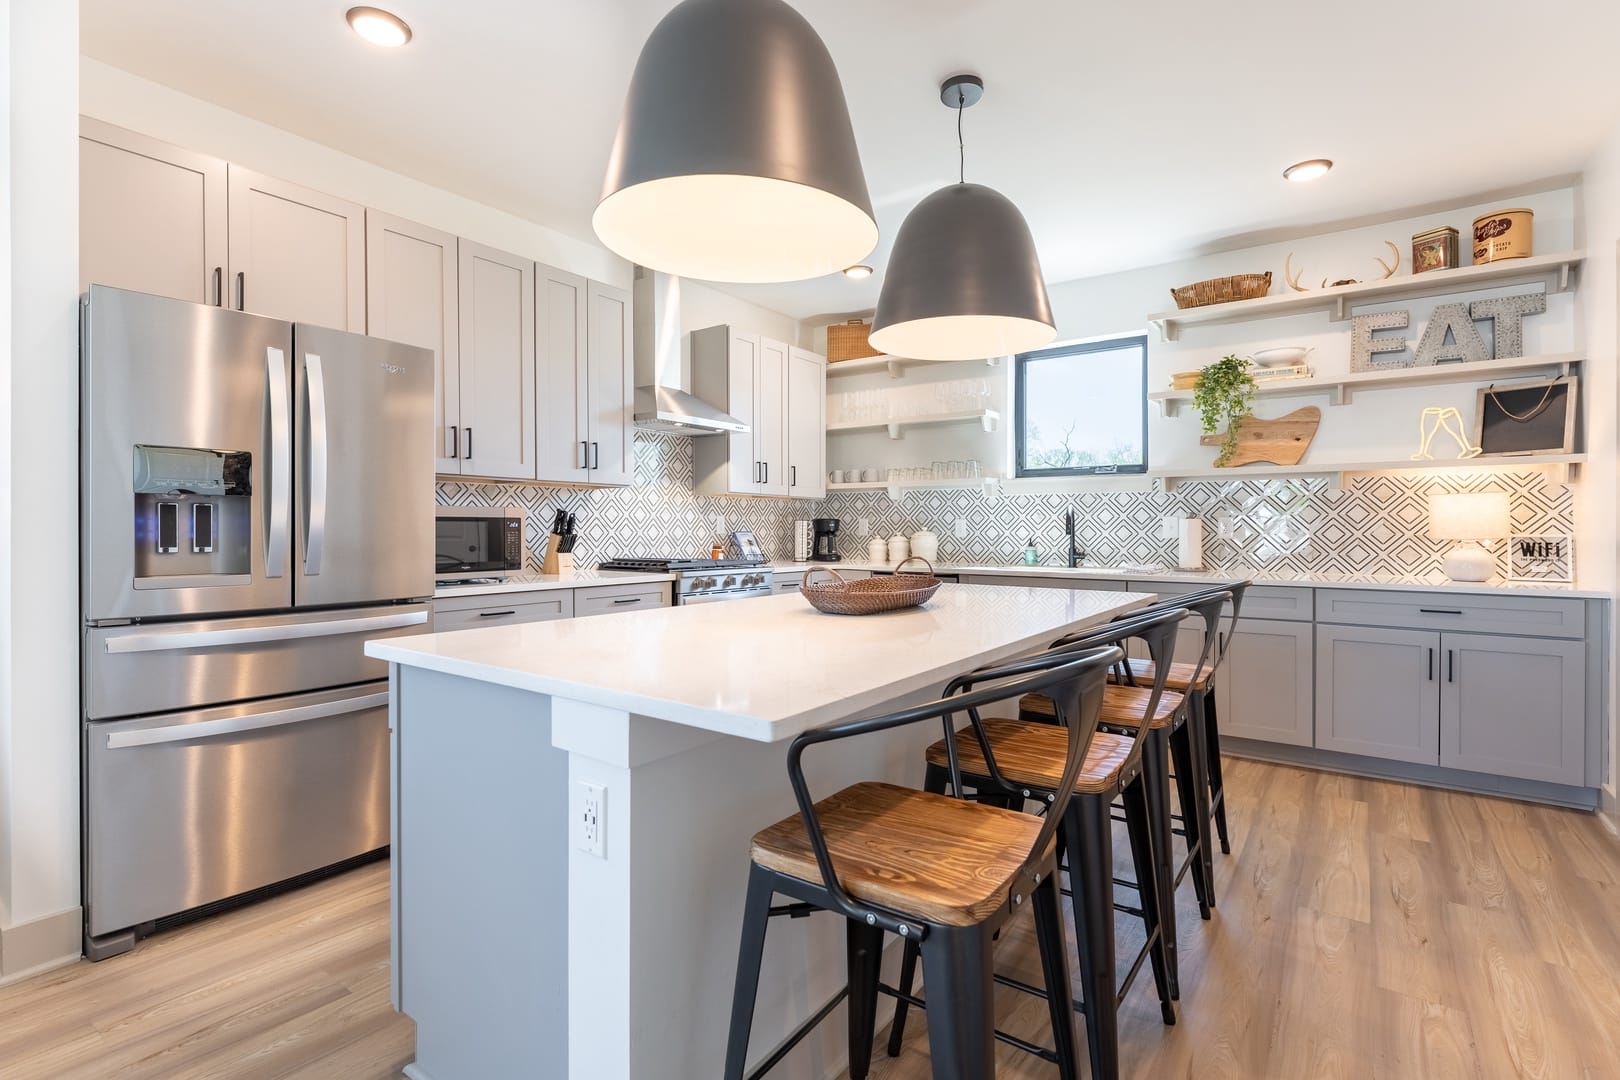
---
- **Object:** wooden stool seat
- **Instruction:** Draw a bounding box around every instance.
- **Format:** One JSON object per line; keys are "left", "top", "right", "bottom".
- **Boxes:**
{"left": 1020, "top": 685, "right": 1184, "bottom": 729}
{"left": 750, "top": 781, "right": 1047, "bottom": 927}
{"left": 925, "top": 719, "right": 1134, "bottom": 794}
{"left": 1109, "top": 657, "right": 1210, "bottom": 692}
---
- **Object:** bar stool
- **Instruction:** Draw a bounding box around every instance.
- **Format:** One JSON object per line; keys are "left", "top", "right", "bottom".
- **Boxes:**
{"left": 890, "top": 606, "right": 1189, "bottom": 1080}
{"left": 1113, "top": 582, "right": 1250, "bottom": 881}
{"left": 723, "top": 645, "right": 1121, "bottom": 1080}
{"left": 1017, "top": 589, "right": 1227, "bottom": 986}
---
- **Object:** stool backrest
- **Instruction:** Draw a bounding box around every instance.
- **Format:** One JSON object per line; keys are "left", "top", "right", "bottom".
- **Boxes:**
{"left": 1115, "top": 587, "right": 1232, "bottom": 695}
{"left": 785, "top": 645, "right": 1120, "bottom": 937}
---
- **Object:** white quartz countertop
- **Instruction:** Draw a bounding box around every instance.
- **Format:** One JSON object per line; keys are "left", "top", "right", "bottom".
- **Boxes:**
{"left": 764, "top": 559, "right": 1609, "bottom": 600}
{"left": 370, "top": 583, "right": 1151, "bottom": 741}
{"left": 434, "top": 569, "right": 676, "bottom": 599}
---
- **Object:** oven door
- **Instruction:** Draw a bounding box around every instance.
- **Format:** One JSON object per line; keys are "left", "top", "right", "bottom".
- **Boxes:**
{"left": 680, "top": 587, "right": 772, "bottom": 605}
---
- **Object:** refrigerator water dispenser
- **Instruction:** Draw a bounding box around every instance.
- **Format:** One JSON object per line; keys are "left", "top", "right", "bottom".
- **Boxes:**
{"left": 132, "top": 445, "right": 253, "bottom": 584}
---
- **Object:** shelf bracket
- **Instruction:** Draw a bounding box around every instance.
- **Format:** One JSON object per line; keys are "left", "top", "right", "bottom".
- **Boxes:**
{"left": 984, "top": 356, "right": 1001, "bottom": 368}
{"left": 886, "top": 358, "right": 903, "bottom": 378}
{"left": 886, "top": 422, "right": 902, "bottom": 440}
{"left": 885, "top": 483, "right": 901, "bottom": 501}
{"left": 1332, "top": 295, "right": 1347, "bottom": 320}
{"left": 1150, "top": 319, "right": 1175, "bottom": 343}
{"left": 1153, "top": 399, "right": 1183, "bottom": 419}
{"left": 1328, "top": 386, "right": 1348, "bottom": 407}
{"left": 980, "top": 413, "right": 998, "bottom": 434}
{"left": 1557, "top": 262, "right": 1575, "bottom": 293}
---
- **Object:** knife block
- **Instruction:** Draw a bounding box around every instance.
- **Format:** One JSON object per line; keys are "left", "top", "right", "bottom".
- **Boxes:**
{"left": 542, "top": 535, "right": 574, "bottom": 577}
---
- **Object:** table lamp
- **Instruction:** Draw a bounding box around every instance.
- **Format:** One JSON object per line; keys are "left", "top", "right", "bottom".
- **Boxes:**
{"left": 1428, "top": 492, "right": 1510, "bottom": 581}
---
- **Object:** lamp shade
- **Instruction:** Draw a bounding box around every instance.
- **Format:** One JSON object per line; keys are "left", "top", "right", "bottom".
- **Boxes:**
{"left": 593, "top": 0, "right": 877, "bottom": 284}
{"left": 1428, "top": 492, "right": 1510, "bottom": 540}
{"left": 869, "top": 183, "right": 1056, "bottom": 362}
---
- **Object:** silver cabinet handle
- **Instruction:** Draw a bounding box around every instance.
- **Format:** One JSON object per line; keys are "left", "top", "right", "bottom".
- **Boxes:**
{"left": 104, "top": 610, "right": 428, "bottom": 654}
{"left": 304, "top": 353, "right": 329, "bottom": 575}
{"left": 265, "top": 346, "right": 291, "bottom": 578}
{"left": 106, "top": 691, "right": 390, "bottom": 749}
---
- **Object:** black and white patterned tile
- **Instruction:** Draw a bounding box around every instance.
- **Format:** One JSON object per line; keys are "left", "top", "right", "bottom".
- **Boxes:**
{"left": 438, "top": 435, "right": 1574, "bottom": 579}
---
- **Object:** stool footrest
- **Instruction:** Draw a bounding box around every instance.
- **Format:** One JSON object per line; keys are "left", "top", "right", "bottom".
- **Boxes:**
{"left": 876, "top": 981, "right": 1061, "bottom": 1065}
{"left": 745, "top": 986, "right": 848, "bottom": 1080}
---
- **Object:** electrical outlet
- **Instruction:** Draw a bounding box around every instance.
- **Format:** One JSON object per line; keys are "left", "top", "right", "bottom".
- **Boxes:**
{"left": 954, "top": 517, "right": 968, "bottom": 540}
{"left": 576, "top": 780, "right": 606, "bottom": 859}
{"left": 857, "top": 516, "right": 870, "bottom": 537}
{"left": 711, "top": 513, "right": 726, "bottom": 534}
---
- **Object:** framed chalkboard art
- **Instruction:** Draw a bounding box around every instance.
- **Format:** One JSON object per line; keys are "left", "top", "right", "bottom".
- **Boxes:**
{"left": 1473, "top": 376, "right": 1578, "bottom": 457}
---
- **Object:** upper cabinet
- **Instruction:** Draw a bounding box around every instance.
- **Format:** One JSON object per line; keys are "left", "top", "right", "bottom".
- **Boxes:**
{"left": 786, "top": 347, "right": 827, "bottom": 498}
{"left": 691, "top": 327, "right": 810, "bottom": 498}
{"left": 226, "top": 166, "right": 365, "bottom": 330}
{"left": 365, "top": 212, "right": 460, "bottom": 473}
{"left": 457, "top": 240, "right": 537, "bottom": 481}
{"left": 79, "top": 118, "right": 227, "bottom": 304}
{"left": 535, "top": 265, "right": 590, "bottom": 484}
{"left": 585, "top": 281, "right": 635, "bottom": 487}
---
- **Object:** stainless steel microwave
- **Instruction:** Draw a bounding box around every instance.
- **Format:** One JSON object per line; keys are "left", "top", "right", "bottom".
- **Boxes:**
{"left": 435, "top": 507, "right": 526, "bottom": 581}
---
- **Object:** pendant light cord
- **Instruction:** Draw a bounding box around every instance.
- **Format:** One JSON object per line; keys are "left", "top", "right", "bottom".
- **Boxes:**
{"left": 957, "top": 94, "right": 966, "bottom": 183}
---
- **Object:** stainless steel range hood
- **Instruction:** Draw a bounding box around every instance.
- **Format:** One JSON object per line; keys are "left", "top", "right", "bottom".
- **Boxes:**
{"left": 633, "top": 268, "right": 749, "bottom": 435}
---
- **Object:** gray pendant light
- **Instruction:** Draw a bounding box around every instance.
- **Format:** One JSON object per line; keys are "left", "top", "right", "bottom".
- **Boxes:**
{"left": 870, "top": 75, "right": 1056, "bottom": 362}
{"left": 594, "top": 0, "right": 877, "bottom": 284}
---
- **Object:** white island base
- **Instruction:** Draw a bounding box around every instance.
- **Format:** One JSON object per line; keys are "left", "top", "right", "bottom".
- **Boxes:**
{"left": 370, "top": 585, "right": 1150, "bottom": 1080}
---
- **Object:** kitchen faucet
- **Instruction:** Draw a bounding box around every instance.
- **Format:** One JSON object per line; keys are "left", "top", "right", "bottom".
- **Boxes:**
{"left": 1066, "top": 510, "right": 1086, "bottom": 568}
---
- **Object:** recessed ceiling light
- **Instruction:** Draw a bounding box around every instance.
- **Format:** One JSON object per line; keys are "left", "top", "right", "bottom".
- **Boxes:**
{"left": 843, "top": 264, "right": 873, "bottom": 280}
{"left": 346, "top": 6, "right": 412, "bottom": 47}
{"left": 1283, "top": 158, "right": 1333, "bottom": 183}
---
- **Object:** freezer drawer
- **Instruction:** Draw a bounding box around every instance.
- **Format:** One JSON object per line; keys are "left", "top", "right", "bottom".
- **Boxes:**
{"left": 85, "top": 682, "right": 391, "bottom": 940}
{"left": 85, "top": 603, "right": 429, "bottom": 720}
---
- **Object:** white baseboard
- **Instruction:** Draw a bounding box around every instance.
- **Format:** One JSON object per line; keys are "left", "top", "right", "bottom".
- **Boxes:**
{"left": 0, "top": 907, "right": 82, "bottom": 986}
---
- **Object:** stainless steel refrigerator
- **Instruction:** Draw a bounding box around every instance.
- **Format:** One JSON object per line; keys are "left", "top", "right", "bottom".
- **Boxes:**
{"left": 80, "top": 285, "right": 435, "bottom": 959}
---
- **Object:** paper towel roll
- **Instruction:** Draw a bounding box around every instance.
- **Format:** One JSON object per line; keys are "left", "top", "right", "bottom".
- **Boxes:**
{"left": 1177, "top": 519, "right": 1204, "bottom": 570}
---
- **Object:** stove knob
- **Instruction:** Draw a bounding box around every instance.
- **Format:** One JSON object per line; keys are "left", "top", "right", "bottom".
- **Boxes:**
{"left": 723, "top": 576, "right": 737, "bottom": 587}
{"left": 697, "top": 577, "right": 714, "bottom": 588}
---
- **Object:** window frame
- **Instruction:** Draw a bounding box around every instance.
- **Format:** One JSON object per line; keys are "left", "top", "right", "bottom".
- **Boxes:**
{"left": 1014, "top": 334, "right": 1150, "bottom": 478}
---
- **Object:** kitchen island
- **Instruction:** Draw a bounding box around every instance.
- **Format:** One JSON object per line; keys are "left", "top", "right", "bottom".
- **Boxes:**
{"left": 366, "top": 583, "right": 1151, "bottom": 1080}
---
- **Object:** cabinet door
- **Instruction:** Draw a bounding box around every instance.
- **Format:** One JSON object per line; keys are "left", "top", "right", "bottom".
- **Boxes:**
{"left": 1315, "top": 625, "right": 1439, "bottom": 764}
{"left": 366, "top": 212, "right": 460, "bottom": 474}
{"left": 456, "top": 240, "right": 536, "bottom": 480}
{"left": 535, "top": 265, "right": 589, "bottom": 485}
{"left": 1215, "top": 617, "right": 1313, "bottom": 747}
{"left": 226, "top": 166, "right": 364, "bottom": 329}
{"left": 586, "top": 281, "right": 635, "bottom": 487}
{"left": 80, "top": 118, "right": 227, "bottom": 304}
{"left": 1440, "top": 632, "right": 1585, "bottom": 785}
{"left": 787, "top": 347, "right": 827, "bottom": 498}
{"left": 726, "top": 332, "right": 760, "bottom": 493}
{"left": 756, "top": 337, "right": 790, "bottom": 496}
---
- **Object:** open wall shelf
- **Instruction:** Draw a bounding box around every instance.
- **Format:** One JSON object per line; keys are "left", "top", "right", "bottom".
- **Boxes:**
{"left": 1146, "top": 251, "right": 1584, "bottom": 342}
{"left": 1149, "top": 353, "right": 1581, "bottom": 416}
{"left": 825, "top": 354, "right": 1001, "bottom": 379}
{"left": 826, "top": 409, "right": 1000, "bottom": 440}
{"left": 1147, "top": 454, "right": 1586, "bottom": 492}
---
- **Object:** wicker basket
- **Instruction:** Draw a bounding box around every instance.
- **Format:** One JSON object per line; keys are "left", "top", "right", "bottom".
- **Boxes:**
{"left": 827, "top": 318, "right": 881, "bottom": 363}
{"left": 1169, "top": 272, "right": 1272, "bottom": 310}
{"left": 800, "top": 557, "right": 942, "bottom": 615}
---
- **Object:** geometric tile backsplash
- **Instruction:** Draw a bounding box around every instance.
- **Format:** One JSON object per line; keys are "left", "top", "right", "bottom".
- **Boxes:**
{"left": 438, "top": 432, "right": 1574, "bottom": 580}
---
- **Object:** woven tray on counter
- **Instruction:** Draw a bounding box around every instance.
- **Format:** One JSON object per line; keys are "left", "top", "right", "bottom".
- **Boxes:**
{"left": 800, "top": 557, "right": 942, "bottom": 615}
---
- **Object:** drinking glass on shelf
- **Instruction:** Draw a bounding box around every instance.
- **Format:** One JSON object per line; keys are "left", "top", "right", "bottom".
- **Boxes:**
{"left": 966, "top": 459, "right": 981, "bottom": 479}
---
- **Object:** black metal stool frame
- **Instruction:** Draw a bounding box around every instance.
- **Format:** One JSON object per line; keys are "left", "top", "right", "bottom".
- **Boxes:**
{"left": 723, "top": 646, "right": 1121, "bottom": 1080}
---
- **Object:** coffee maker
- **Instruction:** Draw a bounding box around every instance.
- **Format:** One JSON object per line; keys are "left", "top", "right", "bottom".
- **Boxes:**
{"left": 812, "top": 518, "right": 841, "bottom": 562}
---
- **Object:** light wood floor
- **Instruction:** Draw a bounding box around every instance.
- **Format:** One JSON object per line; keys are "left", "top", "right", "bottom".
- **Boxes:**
{"left": 0, "top": 758, "right": 1616, "bottom": 1079}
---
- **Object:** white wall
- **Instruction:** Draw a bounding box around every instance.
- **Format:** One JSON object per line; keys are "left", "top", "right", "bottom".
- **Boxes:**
{"left": 1, "top": 0, "right": 81, "bottom": 970}
{"left": 1576, "top": 121, "right": 1620, "bottom": 825}
{"left": 80, "top": 58, "right": 629, "bottom": 288}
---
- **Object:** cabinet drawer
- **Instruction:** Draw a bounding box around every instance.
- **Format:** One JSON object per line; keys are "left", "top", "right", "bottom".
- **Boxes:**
{"left": 433, "top": 593, "right": 573, "bottom": 632}
{"left": 574, "top": 582, "right": 671, "bottom": 617}
{"left": 1315, "top": 589, "right": 1585, "bottom": 638}
{"left": 1125, "top": 580, "right": 1308, "bottom": 620}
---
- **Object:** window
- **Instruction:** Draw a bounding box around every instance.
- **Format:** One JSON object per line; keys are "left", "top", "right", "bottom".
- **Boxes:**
{"left": 1015, "top": 335, "right": 1148, "bottom": 476}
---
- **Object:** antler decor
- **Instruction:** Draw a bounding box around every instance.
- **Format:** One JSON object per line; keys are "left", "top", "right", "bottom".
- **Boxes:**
{"left": 1284, "top": 241, "right": 1401, "bottom": 292}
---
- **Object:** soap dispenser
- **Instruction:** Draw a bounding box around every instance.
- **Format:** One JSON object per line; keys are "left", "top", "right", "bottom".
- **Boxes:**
{"left": 1023, "top": 538, "right": 1039, "bottom": 565}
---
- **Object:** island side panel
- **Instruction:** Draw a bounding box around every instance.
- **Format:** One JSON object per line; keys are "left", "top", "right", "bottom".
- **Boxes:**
{"left": 394, "top": 666, "right": 568, "bottom": 1080}
{"left": 553, "top": 696, "right": 940, "bottom": 1080}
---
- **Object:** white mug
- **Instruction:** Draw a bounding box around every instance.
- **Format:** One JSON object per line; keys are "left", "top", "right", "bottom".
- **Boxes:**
{"left": 829, "top": 470, "right": 846, "bottom": 484}
{"left": 861, "top": 467, "right": 881, "bottom": 482}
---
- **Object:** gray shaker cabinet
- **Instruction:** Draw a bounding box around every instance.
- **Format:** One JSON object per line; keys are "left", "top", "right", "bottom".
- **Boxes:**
{"left": 1315, "top": 624, "right": 1440, "bottom": 765}
{"left": 1439, "top": 632, "right": 1585, "bottom": 785}
{"left": 535, "top": 265, "right": 590, "bottom": 485}
{"left": 226, "top": 165, "right": 365, "bottom": 330}
{"left": 456, "top": 239, "right": 537, "bottom": 481}
{"left": 1216, "top": 617, "right": 1313, "bottom": 747}
{"left": 585, "top": 281, "right": 635, "bottom": 487}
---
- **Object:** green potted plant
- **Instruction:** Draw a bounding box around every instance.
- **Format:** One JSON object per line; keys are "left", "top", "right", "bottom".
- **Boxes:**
{"left": 1193, "top": 353, "right": 1257, "bottom": 466}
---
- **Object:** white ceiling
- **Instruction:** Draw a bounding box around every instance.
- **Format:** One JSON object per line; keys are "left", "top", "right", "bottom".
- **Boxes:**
{"left": 82, "top": 0, "right": 1620, "bottom": 322}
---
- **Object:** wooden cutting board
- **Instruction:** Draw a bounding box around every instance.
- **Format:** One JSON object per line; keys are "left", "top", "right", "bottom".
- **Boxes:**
{"left": 1199, "top": 406, "right": 1321, "bottom": 467}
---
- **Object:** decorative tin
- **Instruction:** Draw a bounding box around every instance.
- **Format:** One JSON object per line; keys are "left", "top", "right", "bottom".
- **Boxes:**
{"left": 1412, "top": 226, "right": 1458, "bottom": 273}
{"left": 1472, "top": 208, "right": 1533, "bottom": 263}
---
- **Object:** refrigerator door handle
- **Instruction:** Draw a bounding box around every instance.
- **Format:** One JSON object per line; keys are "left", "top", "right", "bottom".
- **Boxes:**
{"left": 265, "top": 346, "right": 291, "bottom": 578}
{"left": 102, "top": 609, "right": 428, "bottom": 654}
{"left": 104, "top": 692, "right": 390, "bottom": 750}
{"left": 305, "top": 352, "right": 329, "bottom": 575}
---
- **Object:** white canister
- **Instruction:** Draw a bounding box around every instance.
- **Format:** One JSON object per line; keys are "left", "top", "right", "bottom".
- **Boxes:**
{"left": 867, "top": 536, "right": 887, "bottom": 562}
{"left": 910, "top": 529, "right": 939, "bottom": 562}
{"left": 887, "top": 533, "right": 910, "bottom": 564}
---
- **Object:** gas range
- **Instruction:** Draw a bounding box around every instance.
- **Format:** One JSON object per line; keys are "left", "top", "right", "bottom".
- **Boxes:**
{"left": 597, "top": 558, "right": 775, "bottom": 605}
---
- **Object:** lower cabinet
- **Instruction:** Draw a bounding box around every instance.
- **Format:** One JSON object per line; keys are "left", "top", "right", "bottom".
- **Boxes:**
{"left": 1315, "top": 625, "right": 1586, "bottom": 784}
{"left": 433, "top": 591, "right": 573, "bottom": 633}
{"left": 573, "top": 582, "right": 671, "bottom": 618}
{"left": 1216, "top": 617, "right": 1313, "bottom": 747}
